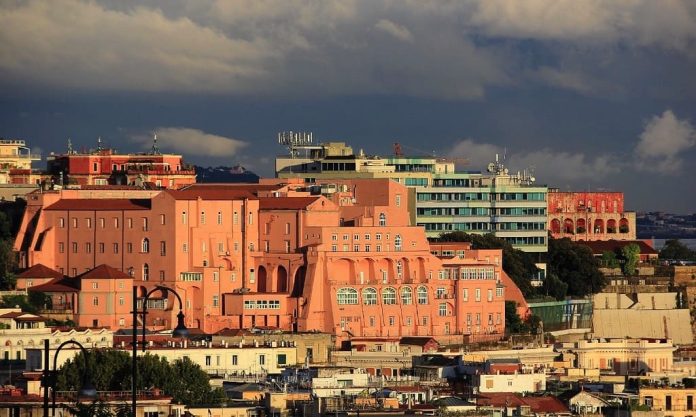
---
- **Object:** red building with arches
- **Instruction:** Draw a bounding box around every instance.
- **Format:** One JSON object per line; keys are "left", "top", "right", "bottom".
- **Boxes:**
{"left": 547, "top": 190, "right": 636, "bottom": 241}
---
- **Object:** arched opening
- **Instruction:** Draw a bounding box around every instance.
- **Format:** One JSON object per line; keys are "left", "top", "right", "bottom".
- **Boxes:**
{"left": 594, "top": 219, "right": 605, "bottom": 234}
{"left": 363, "top": 288, "right": 377, "bottom": 305}
{"left": 551, "top": 219, "right": 561, "bottom": 234}
{"left": 619, "top": 218, "right": 630, "bottom": 233}
{"left": 382, "top": 287, "right": 397, "bottom": 305}
{"left": 142, "top": 238, "right": 150, "bottom": 253}
{"left": 257, "top": 266, "right": 267, "bottom": 293}
{"left": 277, "top": 266, "right": 288, "bottom": 293}
{"left": 291, "top": 266, "right": 306, "bottom": 297}
{"left": 576, "top": 218, "right": 586, "bottom": 234}
{"left": 607, "top": 219, "right": 617, "bottom": 233}
{"left": 563, "top": 218, "right": 574, "bottom": 234}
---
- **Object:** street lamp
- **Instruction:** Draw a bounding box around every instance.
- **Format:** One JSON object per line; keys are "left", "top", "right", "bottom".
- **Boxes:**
{"left": 41, "top": 339, "right": 98, "bottom": 417}
{"left": 132, "top": 285, "right": 188, "bottom": 417}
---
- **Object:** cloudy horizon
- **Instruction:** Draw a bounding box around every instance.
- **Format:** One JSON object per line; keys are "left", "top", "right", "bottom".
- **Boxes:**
{"left": 1, "top": 0, "right": 695, "bottom": 212}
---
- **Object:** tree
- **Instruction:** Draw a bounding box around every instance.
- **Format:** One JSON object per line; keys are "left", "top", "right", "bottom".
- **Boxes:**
{"left": 601, "top": 251, "right": 620, "bottom": 268}
{"left": 547, "top": 237, "right": 606, "bottom": 298}
{"left": 621, "top": 243, "right": 640, "bottom": 276}
{"left": 56, "top": 350, "right": 226, "bottom": 406}
{"left": 660, "top": 239, "right": 696, "bottom": 261}
{"left": 542, "top": 272, "right": 568, "bottom": 300}
{"left": 0, "top": 239, "right": 17, "bottom": 289}
{"left": 435, "top": 232, "right": 539, "bottom": 298}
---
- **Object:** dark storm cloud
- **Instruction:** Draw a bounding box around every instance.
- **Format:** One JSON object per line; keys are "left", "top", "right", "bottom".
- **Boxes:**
{"left": 1, "top": 0, "right": 695, "bottom": 211}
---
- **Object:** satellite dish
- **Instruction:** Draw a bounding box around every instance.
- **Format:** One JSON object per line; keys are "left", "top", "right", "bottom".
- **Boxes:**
{"left": 487, "top": 162, "right": 496, "bottom": 173}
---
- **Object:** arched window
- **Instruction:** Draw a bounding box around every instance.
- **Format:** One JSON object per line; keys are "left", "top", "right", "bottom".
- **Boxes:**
{"left": 417, "top": 286, "right": 428, "bottom": 304}
{"left": 141, "top": 238, "right": 150, "bottom": 253}
{"left": 401, "top": 287, "right": 413, "bottom": 305}
{"left": 382, "top": 288, "right": 396, "bottom": 305}
{"left": 396, "top": 261, "right": 403, "bottom": 276}
{"left": 142, "top": 263, "right": 149, "bottom": 281}
{"left": 362, "top": 288, "right": 377, "bottom": 305}
{"left": 395, "top": 235, "right": 402, "bottom": 251}
{"left": 337, "top": 288, "right": 358, "bottom": 305}
{"left": 379, "top": 213, "right": 386, "bottom": 226}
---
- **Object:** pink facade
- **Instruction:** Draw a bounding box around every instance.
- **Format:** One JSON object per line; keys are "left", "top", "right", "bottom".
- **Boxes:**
{"left": 15, "top": 179, "right": 514, "bottom": 343}
{"left": 547, "top": 190, "right": 636, "bottom": 241}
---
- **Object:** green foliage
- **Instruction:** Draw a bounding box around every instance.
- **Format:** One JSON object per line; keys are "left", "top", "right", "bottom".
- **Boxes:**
{"left": 601, "top": 251, "right": 620, "bottom": 268}
{"left": 56, "top": 349, "right": 226, "bottom": 406}
{"left": 541, "top": 272, "right": 568, "bottom": 300}
{"left": 63, "top": 401, "right": 130, "bottom": 417}
{"left": 0, "top": 294, "right": 41, "bottom": 314}
{"left": 504, "top": 301, "right": 542, "bottom": 334}
{"left": 0, "top": 239, "right": 17, "bottom": 289}
{"left": 621, "top": 243, "right": 640, "bottom": 276}
{"left": 436, "top": 232, "right": 539, "bottom": 297}
{"left": 547, "top": 237, "right": 606, "bottom": 298}
{"left": 659, "top": 239, "right": 696, "bottom": 261}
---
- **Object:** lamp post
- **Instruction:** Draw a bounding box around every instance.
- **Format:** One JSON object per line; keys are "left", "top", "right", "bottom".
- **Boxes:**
{"left": 132, "top": 285, "right": 188, "bottom": 417}
{"left": 41, "top": 339, "right": 98, "bottom": 417}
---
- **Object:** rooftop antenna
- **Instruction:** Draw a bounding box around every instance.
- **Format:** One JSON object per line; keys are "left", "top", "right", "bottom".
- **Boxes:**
{"left": 67, "top": 138, "right": 74, "bottom": 155}
{"left": 151, "top": 133, "right": 161, "bottom": 155}
{"left": 96, "top": 136, "right": 103, "bottom": 152}
{"left": 278, "top": 131, "right": 313, "bottom": 158}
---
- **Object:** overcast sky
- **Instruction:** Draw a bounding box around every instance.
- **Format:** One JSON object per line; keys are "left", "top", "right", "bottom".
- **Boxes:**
{"left": 1, "top": 0, "right": 695, "bottom": 212}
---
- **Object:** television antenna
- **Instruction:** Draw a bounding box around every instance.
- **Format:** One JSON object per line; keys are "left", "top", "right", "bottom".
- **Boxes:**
{"left": 278, "top": 131, "right": 313, "bottom": 158}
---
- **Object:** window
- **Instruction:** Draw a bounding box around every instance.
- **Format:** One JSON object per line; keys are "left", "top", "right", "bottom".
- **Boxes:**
{"left": 119, "top": 296, "right": 124, "bottom": 306}
{"left": 401, "top": 287, "right": 412, "bottom": 305}
{"left": 337, "top": 288, "right": 358, "bottom": 305}
{"left": 285, "top": 223, "right": 291, "bottom": 234}
{"left": 142, "top": 238, "right": 150, "bottom": 253}
{"left": 59, "top": 218, "right": 65, "bottom": 228}
{"left": 379, "top": 213, "right": 386, "bottom": 226}
{"left": 285, "top": 240, "right": 291, "bottom": 253}
{"left": 72, "top": 242, "right": 78, "bottom": 253}
{"left": 376, "top": 233, "right": 382, "bottom": 240}
{"left": 421, "top": 316, "right": 428, "bottom": 325}
{"left": 142, "top": 264, "right": 149, "bottom": 281}
{"left": 232, "top": 355, "right": 238, "bottom": 365}
{"left": 59, "top": 242, "right": 65, "bottom": 253}
{"left": 277, "top": 354, "right": 287, "bottom": 365}
{"left": 364, "top": 234, "right": 370, "bottom": 240}
{"left": 182, "top": 243, "right": 188, "bottom": 253}
{"left": 159, "top": 214, "right": 165, "bottom": 225}
{"left": 114, "top": 217, "right": 119, "bottom": 228}
{"left": 85, "top": 218, "right": 92, "bottom": 228}
{"left": 213, "top": 295, "right": 219, "bottom": 307}
{"left": 217, "top": 211, "right": 222, "bottom": 225}
{"left": 258, "top": 354, "right": 265, "bottom": 365}
{"left": 439, "top": 303, "right": 447, "bottom": 316}
{"left": 463, "top": 288, "right": 468, "bottom": 301}
{"left": 72, "top": 217, "right": 78, "bottom": 228}
{"left": 369, "top": 316, "right": 376, "bottom": 327}
{"left": 92, "top": 296, "right": 99, "bottom": 306}
{"left": 202, "top": 241, "right": 206, "bottom": 252}
{"left": 417, "top": 286, "right": 428, "bottom": 304}
{"left": 331, "top": 244, "right": 337, "bottom": 252}
{"left": 127, "top": 218, "right": 133, "bottom": 228}
{"left": 396, "top": 194, "right": 401, "bottom": 207}
{"left": 200, "top": 211, "right": 206, "bottom": 224}
{"left": 396, "top": 261, "right": 403, "bottom": 276}
{"left": 488, "top": 289, "right": 493, "bottom": 302}
{"left": 99, "top": 218, "right": 105, "bottom": 228}
{"left": 205, "top": 356, "right": 211, "bottom": 366}
{"left": 365, "top": 244, "right": 371, "bottom": 252}
{"left": 113, "top": 243, "right": 119, "bottom": 253}
{"left": 248, "top": 212, "right": 253, "bottom": 225}
{"left": 353, "top": 244, "right": 360, "bottom": 252}
{"left": 389, "top": 316, "right": 395, "bottom": 326}
{"left": 376, "top": 244, "right": 382, "bottom": 252}
{"left": 395, "top": 235, "right": 402, "bottom": 251}
{"left": 382, "top": 288, "right": 396, "bottom": 305}
{"left": 233, "top": 211, "right": 238, "bottom": 224}
{"left": 98, "top": 242, "right": 104, "bottom": 253}
{"left": 142, "top": 217, "right": 148, "bottom": 231}
{"left": 363, "top": 288, "right": 377, "bottom": 305}
{"left": 92, "top": 282, "right": 98, "bottom": 289}
{"left": 160, "top": 241, "right": 166, "bottom": 256}
{"left": 488, "top": 314, "right": 494, "bottom": 325}
{"left": 475, "top": 288, "right": 481, "bottom": 302}
{"left": 182, "top": 211, "right": 187, "bottom": 224}
{"left": 159, "top": 271, "right": 165, "bottom": 281}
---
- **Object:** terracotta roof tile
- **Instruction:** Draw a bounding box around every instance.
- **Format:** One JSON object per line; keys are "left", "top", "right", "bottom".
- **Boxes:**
{"left": 45, "top": 199, "right": 151, "bottom": 211}
{"left": 16, "top": 264, "right": 63, "bottom": 280}
{"left": 166, "top": 188, "right": 257, "bottom": 200}
{"left": 258, "top": 197, "right": 320, "bottom": 210}
{"left": 28, "top": 277, "right": 80, "bottom": 292}
{"left": 576, "top": 239, "right": 658, "bottom": 255}
{"left": 77, "top": 264, "right": 132, "bottom": 280}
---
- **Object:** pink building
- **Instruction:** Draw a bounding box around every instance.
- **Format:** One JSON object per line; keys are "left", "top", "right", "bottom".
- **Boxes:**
{"left": 15, "top": 179, "right": 515, "bottom": 343}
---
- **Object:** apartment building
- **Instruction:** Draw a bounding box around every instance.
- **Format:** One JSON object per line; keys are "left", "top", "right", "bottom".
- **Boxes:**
{"left": 0, "top": 139, "right": 41, "bottom": 184}
{"left": 570, "top": 338, "right": 676, "bottom": 375}
{"left": 15, "top": 179, "right": 513, "bottom": 342}
{"left": 275, "top": 139, "right": 548, "bottom": 282}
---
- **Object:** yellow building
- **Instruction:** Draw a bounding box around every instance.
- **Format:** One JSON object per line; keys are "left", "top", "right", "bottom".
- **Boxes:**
{"left": 572, "top": 339, "right": 675, "bottom": 375}
{"left": 640, "top": 387, "right": 696, "bottom": 417}
{"left": 0, "top": 139, "right": 41, "bottom": 184}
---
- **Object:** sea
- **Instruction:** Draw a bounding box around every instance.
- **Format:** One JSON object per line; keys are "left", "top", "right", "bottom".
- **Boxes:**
{"left": 651, "top": 238, "right": 696, "bottom": 251}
